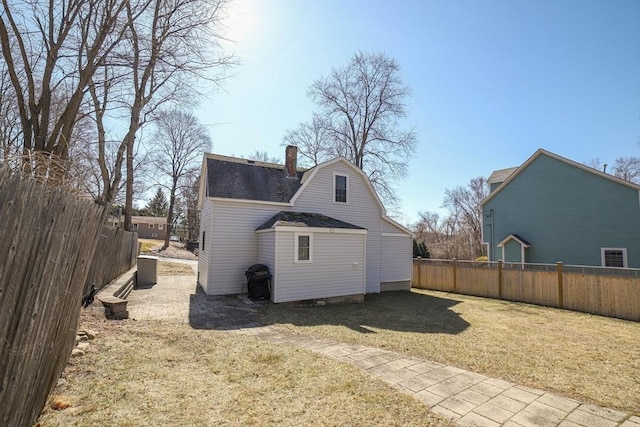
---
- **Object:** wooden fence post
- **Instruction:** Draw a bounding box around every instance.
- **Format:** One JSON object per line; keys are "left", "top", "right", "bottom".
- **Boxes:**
{"left": 557, "top": 262, "right": 564, "bottom": 309}
{"left": 498, "top": 260, "right": 503, "bottom": 299}
{"left": 452, "top": 258, "right": 457, "bottom": 292}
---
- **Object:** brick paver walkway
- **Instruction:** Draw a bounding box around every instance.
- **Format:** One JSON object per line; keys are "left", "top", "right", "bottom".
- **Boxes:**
{"left": 123, "top": 264, "right": 639, "bottom": 427}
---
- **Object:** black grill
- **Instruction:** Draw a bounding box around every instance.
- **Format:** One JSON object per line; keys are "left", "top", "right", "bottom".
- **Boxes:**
{"left": 245, "top": 264, "right": 271, "bottom": 301}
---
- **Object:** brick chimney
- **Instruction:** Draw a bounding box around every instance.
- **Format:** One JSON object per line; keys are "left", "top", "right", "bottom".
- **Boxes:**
{"left": 285, "top": 145, "right": 298, "bottom": 178}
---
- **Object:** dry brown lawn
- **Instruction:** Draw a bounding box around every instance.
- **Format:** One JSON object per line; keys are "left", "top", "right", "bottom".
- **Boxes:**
{"left": 138, "top": 238, "right": 162, "bottom": 253}
{"left": 157, "top": 260, "right": 195, "bottom": 276}
{"left": 38, "top": 314, "right": 453, "bottom": 426}
{"left": 259, "top": 289, "right": 640, "bottom": 414}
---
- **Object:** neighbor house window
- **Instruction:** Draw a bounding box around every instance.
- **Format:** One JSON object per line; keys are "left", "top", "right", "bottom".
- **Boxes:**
{"left": 601, "top": 248, "right": 627, "bottom": 268}
{"left": 334, "top": 174, "right": 347, "bottom": 203}
{"left": 201, "top": 231, "right": 205, "bottom": 251}
{"left": 149, "top": 223, "right": 154, "bottom": 229}
{"left": 132, "top": 223, "right": 138, "bottom": 230}
{"left": 158, "top": 224, "right": 164, "bottom": 230}
{"left": 295, "top": 233, "right": 312, "bottom": 263}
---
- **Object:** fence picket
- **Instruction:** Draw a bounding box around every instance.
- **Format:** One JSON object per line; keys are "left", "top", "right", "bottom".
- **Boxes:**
{"left": 412, "top": 259, "right": 639, "bottom": 321}
{"left": 0, "top": 168, "right": 138, "bottom": 427}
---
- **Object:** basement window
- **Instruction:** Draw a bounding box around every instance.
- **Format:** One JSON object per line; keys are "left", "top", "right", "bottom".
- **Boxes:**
{"left": 601, "top": 248, "right": 627, "bottom": 268}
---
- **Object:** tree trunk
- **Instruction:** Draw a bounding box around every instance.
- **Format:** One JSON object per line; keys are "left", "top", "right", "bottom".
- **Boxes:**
{"left": 164, "top": 180, "right": 177, "bottom": 250}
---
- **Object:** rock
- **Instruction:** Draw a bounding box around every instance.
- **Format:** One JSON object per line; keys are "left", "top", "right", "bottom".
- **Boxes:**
{"left": 83, "top": 328, "right": 96, "bottom": 340}
{"left": 77, "top": 328, "right": 96, "bottom": 340}
{"left": 76, "top": 334, "right": 89, "bottom": 343}
{"left": 71, "top": 348, "right": 85, "bottom": 357}
{"left": 76, "top": 342, "right": 90, "bottom": 351}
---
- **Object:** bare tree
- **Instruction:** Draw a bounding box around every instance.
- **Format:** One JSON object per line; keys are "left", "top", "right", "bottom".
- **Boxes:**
{"left": 0, "top": 63, "right": 22, "bottom": 167}
{"left": 114, "top": 0, "right": 233, "bottom": 231}
{"left": 612, "top": 156, "right": 640, "bottom": 183}
{"left": 585, "top": 158, "right": 607, "bottom": 172}
{"left": 282, "top": 114, "right": 331, "bottom": 167}
{"left": 414, "top": 177, "right": 489, "bottom": 260}
{"left": 0, "top": 0, "right": 131, "bottom": 181}
{"left": 248, "top": 150, "right": 281, "bottom": 164}
{"left": 151, "top": 109, "right": 211, "bottom": 248}
{"left": 182, "top": 172, "right": 200, "bottom": 242}
{"left": 287, "top": 52, "right": 416, "bottom": 206}
{"left": 442, "top": 177, "right": 488, "bottom": 259}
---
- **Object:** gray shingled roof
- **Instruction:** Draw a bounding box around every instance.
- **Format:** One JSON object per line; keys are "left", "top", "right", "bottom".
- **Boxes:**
{"left": 487, "top": 167, "right": 519, "bottom": 184}
{"left": 205, "top": 156, "right": 304, "bottom": 202}
{"left": 256, "top": 211, "right": 366, "bottom": 231}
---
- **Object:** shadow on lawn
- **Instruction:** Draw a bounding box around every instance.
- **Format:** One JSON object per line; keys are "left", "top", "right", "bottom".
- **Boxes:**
{"left": 188, "top": 285, "right": 264, "bottom": 330}
{"left": 258, "top": 290, "right": 470, "bottom": 335}
{"left": 187, "top": 286, "right": 469, "bottom": 335}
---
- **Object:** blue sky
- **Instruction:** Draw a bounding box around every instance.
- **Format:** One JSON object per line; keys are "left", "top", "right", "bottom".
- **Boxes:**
{"left": 195, "top": 0, "right": 640, "bottom": 225}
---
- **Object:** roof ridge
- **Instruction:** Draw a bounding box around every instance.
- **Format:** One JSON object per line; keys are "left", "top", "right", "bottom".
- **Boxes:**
{"left": 205, "top": 152, "right": 283, "bottom": 169}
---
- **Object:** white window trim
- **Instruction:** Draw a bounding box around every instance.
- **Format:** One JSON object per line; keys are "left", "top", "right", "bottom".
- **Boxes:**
{"left": 149, "top": 223, "right": 155, "bottom": 229}
{"left": 158, "top": 224, "right": 164, "bottom": 230}
{"left": 333, "top": 172, "right": 349, "bottom": 204}
{"left": 132, "top": 223, "right": 138, "bottom": 230}
{"left": 601, "top": 247, "right": 627, "bottom": 268}
{"left": 294, "top": 232, "right": 313, "bottom": 263}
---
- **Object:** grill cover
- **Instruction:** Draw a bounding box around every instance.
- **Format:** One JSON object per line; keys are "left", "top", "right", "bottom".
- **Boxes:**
{"left": 245, "top": 264, "right": 271, "bottom": 301}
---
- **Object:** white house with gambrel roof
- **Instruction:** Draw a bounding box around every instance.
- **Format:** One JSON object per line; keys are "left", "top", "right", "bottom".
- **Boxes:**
{"left": 197, "top": 146, "right": 413, "bottom": 303}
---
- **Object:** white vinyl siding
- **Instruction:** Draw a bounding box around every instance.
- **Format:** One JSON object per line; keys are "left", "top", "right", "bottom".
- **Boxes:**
{"left": 380, "top": 217, "right": 413, "bottom": 283}
{"left": 198, "top": 198, "right": 214, "bottom": 293}
{"left": 294, "top": 162, "right": 383, "bottom": 293}
{"left": 381, "top": 235, "right": 412, "bottom": 282}
{"left": 256, "top": 230, "right": 276, "bottom": 299}
{"left": 381, "top": 217, "right": 410, "bottom": 235}
{"left": 274, "top": 231, "right": 365, "bottom": 303}
{"left": 207, "top": 200, "right": 283, "bottom": 295}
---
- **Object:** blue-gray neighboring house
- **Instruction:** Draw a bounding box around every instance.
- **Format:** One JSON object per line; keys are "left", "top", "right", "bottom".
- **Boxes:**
{"left": 480, "top": 149, "right": 640, "bottom": 268}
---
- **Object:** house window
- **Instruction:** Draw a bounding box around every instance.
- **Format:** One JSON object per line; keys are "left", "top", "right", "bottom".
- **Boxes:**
{"left": 601, "top": 248, "right": 627, "bottom": 268}
{"left": 132, "top": 223, "right": 138, "bottom": 230}
{"left": 295, "top": 233, "right": 312, "bottom": 263}
{"left": 149, "top": 223, "right": 155, "bottom": 229}
{"left": 334, "top": 174, "right": 347, "bottom": 203}
{"left": 159, "top": 224, "right": 164, "bottom": 230}
{"left": 201, "top": 231, "right": 205, "bottom": 251}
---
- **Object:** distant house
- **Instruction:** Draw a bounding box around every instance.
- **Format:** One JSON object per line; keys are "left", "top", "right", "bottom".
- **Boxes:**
{"left": 480, "top": 149, "right": 640, "bottom": 267}
{"left": 107, "top": 215, "right": 167, "bottom": 240}
{"left": 197, "top": 146, "right": 413, "bottom": 303}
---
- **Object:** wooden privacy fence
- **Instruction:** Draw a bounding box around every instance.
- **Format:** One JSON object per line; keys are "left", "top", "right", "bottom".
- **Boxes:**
{"left": 84, "top": 225, "right": 138, "bottom": 296}
{"left": 412, "top": 259, "right": 640, "bottom": 322}
{"left": 0, "top": 168, "right": 107, "bottom": 427}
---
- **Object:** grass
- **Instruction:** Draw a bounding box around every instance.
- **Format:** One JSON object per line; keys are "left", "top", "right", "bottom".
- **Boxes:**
{"left": 258, "top": 288, "right": 640, "bottom": 414}
{"left": 38, "top": 315, "right": 452, "bottom": 427}
{"left": 157, "top": 260, "right": 194, "bottom": 276}
{"left": 138, "top": 238, "right": 162, "bottom": 253}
